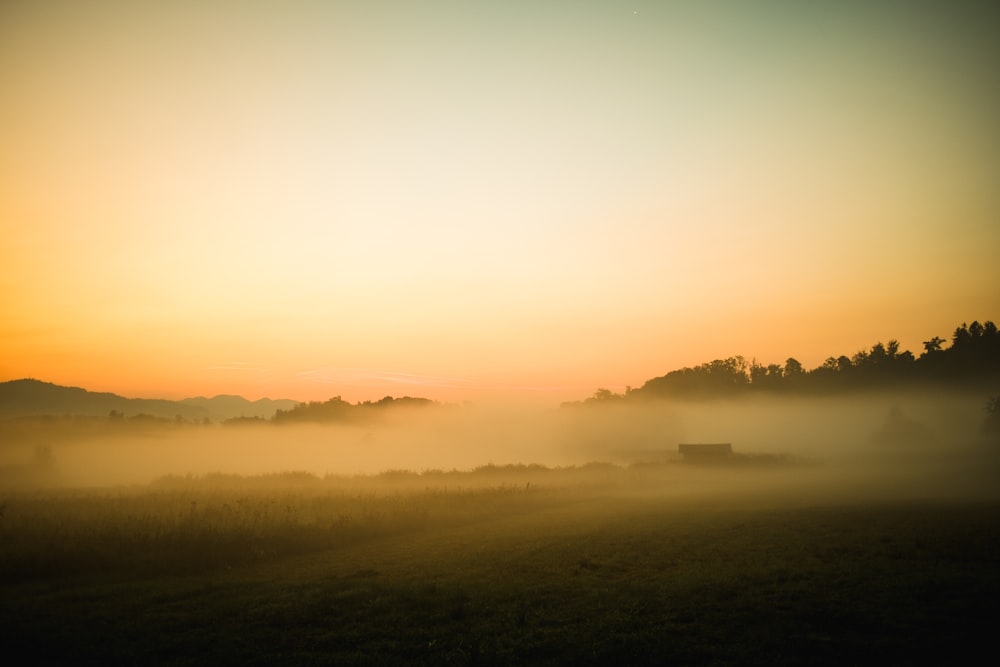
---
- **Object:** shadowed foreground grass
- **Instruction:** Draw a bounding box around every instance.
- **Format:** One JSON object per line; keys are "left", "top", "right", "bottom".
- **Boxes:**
{"left": 1, "top": 466, "right": 998, "bottom": 665}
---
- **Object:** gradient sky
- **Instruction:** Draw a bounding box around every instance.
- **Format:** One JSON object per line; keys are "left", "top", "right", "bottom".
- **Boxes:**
{"left": 2, "top": 0, "right": 998, "bottom": 403}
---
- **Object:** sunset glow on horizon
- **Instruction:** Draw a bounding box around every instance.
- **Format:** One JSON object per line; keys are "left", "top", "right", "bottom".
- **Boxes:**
{"left": 2, "top": 1, "right": 998, "bottom": 403}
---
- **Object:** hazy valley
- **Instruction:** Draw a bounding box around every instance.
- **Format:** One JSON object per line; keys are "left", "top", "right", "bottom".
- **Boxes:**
{"left": 2, "top": 323, "right": 998, "bottom": 664}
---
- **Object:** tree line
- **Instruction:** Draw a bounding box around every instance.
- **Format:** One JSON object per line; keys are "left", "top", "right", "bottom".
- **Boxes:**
{"left": 572, "top": 320, "right": 1000, "bottom": 404}
{"left": 271, "top": 395, "right": 437, "bottom": 424}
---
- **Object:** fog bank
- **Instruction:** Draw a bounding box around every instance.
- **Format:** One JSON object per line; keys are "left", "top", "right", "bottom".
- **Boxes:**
{"left": 1, "top": 390, "right": 996, "bottom": 501}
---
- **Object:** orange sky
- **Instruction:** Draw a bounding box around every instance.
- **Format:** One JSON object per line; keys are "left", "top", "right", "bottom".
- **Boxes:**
{"left": 2, "top": 1, "right": 998, "bottom": 403}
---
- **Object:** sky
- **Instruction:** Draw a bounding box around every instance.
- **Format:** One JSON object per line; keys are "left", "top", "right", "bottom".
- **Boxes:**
{"left": 2, "top": 0, "right": 998, "bottom": 404}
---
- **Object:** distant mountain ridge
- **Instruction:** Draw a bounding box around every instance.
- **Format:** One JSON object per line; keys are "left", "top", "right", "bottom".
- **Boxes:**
{"left": 0, "top": 379, "right": 299, "bottom": 422}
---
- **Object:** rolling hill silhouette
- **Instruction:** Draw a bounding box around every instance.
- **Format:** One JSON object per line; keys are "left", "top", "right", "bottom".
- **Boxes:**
{"left": 0, "top": 379, "right": 298, "bottom": 422}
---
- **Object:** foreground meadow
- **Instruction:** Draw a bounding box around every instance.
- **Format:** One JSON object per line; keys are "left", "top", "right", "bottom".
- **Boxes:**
{"left": 2, "top": 461, "right": 999, "bottom": 665}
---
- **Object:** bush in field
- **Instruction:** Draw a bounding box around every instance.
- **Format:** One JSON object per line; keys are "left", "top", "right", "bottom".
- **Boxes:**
{"left": 984, "top": 395, "right": 1000, "bottom": 437}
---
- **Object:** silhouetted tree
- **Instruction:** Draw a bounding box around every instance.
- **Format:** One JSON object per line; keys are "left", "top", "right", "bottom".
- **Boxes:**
{"left": 952, "top": 323, "right": 973, "bottom": 351}
{"left": 273, "top": 396, "right": 355, "bottom": 423}
{"left": 638, "top": 356, "right": 749, "bottom": 398}
{"left": 591, "top": 319, "right": 999, "bottom": 402}
{"left": 273, "top": 395, "right": 437, "bottom": 423}
{"left": 870, "top": 342, "right": 889, "bottom": 365}
{"left": 922, "top": 336, "right": 945, "bottom": 355}
{"left": 938, "top": 321, "right": 1000, "bottom": 379}
{"left": 809, "top": 355, "right": 856, "bottom": 391}
{"left": 586, "top": 388, "right": 625, "bottom": 403}
{"left": 750, "top": 361, "right": 785, "bottom": 390}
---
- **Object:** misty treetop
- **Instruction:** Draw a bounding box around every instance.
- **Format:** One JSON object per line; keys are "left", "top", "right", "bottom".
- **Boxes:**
{"left": 572, "top": 320, "right": 1000, "bottom": 404}
{"left": 272, "top": 394, "right": 439, "bottom": 424}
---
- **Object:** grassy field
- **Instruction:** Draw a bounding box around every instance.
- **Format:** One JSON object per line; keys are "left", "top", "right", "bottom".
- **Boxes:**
{"left": 2, "top": 463, "right": 999, "bottom": 665}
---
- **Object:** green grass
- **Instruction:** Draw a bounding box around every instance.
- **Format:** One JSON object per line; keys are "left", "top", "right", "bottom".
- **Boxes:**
{"left": 1, "top": 466, "right": 998, "bottom": 665}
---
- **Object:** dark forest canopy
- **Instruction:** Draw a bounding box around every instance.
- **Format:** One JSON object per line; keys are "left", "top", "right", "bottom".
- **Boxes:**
{"left": 272, "top": 395, "right": 439, "bottom": 424}
{"left": 569, "top": 320, "right": 1000, "bottom": 405}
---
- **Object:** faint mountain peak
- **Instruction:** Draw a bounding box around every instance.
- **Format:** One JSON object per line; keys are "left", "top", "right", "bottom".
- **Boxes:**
{"left": 0, "top": 378, "right": 207, "bottom": 420}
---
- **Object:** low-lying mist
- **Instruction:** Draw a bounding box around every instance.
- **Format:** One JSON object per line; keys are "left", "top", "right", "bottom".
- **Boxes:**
{"left": 2, "top": 389, "right": 997, "bottom": 502}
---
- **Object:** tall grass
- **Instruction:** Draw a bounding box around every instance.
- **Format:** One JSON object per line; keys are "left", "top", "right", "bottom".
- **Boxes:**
{"left": 0, "top": 466, "right": 622, "bottom": 581}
